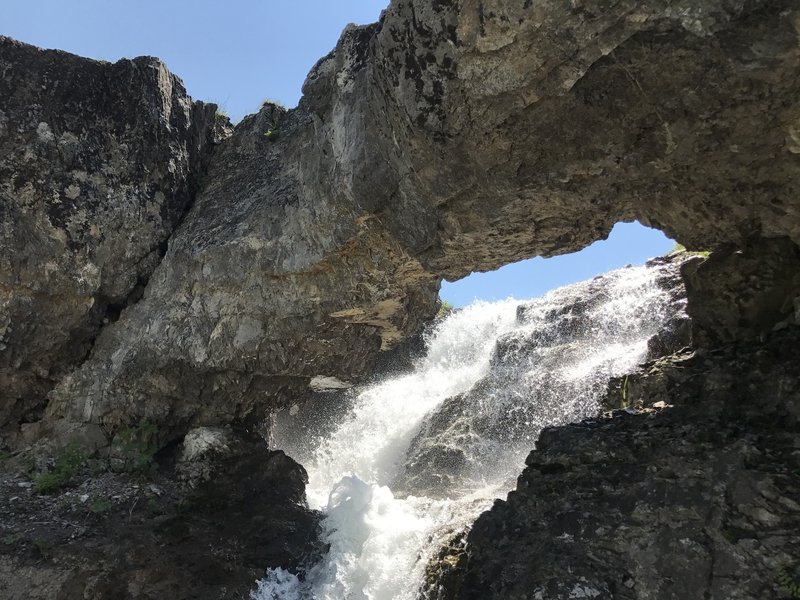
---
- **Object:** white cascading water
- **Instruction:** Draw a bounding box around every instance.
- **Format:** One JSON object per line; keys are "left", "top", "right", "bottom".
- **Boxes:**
{"left": 253, "top": 262, "right": 683, "bottom": 600}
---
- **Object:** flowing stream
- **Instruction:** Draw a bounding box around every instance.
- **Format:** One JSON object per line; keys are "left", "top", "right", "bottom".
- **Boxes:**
{"left": 253, "top": 262, "right": 683, "bottom": 599}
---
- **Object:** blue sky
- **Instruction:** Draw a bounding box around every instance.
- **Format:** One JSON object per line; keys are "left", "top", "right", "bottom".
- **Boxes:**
{"left": 4, "top": 1, "right": 674, "bottom": 306}
{"left": 4, "top": 0, "right": 388, "bottom": 120}
{"left": 441, "top": 222, "right": 673, "bottom": 307}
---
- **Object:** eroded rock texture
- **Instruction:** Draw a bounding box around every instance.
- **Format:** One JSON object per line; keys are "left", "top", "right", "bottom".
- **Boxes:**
{"left": 0, "top": 36, "right": 226, "bottom": 431}
{"left": 27, "top": 0, "right": 800, "bottom": 445}
{"left": 683, "top": 237, "right": 800, "bottom": 347}
{"left": 432, "top": 329, "right": 800, "bottom": 600}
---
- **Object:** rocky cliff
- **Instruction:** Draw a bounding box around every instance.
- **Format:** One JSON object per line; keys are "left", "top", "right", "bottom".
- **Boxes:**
{"left": 3, "top": 0, "right": 799, "bottom": 450}
{"left": 1, "top": 0, "right": 800, "bottom": 597}
{"left": 0, "top": 36, "right": 227, "bottom": 433}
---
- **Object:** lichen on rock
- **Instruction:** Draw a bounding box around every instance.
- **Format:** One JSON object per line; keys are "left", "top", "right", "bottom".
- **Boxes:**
{"left": 14, "top": 0, "right": 800, "bottom": 450}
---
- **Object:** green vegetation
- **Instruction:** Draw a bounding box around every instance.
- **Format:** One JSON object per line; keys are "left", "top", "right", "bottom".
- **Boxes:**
{"left": 779, "top": 565, "right": 800, "bottom": 599}
{"left": 23, "top": 454, "right": 36, "bottom": 474}
{"left": 621, "top": 375, "right": 630, "bottom": 409}
{"left": 1, "top": 533, "right": 19, "bottom": 546}
{"left": 88, "top": 494, "right": 112, "bottom": 515}
{"left": 670, "top": 242, "right": 710, "bottom": 257}
{"left": 262, "top": 98, "right": 286, "bottom": 109}
{"left": 115, "top": 421, "right": 159, "bottom": 473}
{"left": 437, "top": 299, "right": 454, "bottom": 318}
{"left": 264, "top": 128, "right": 280, "bottom": 142}
{"left": 33, "top": 444, "right": 86, "bottom": 494}
{"left": 146, "top": 497, "right": 163, "bottom": 517}
{"left": 215, "top": 108, "right": 228, "bottom": 120}
{"left": 32, "top": 537, "right": 52, "bottom": 560}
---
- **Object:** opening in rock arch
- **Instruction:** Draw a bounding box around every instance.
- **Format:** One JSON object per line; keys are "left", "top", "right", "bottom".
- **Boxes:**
{"left": 441, "top": 221, "right": 674, "bottom": 307}
{"left": 258, "top": 223, "right": 688, "bottom": 600}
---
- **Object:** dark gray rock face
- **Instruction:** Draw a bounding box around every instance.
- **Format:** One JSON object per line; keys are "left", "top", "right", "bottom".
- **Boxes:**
{"left": 0, "top": 432, "right": 322, "bottom": 600}
{"left": 3, "top": 2, "right": 798, "bottom": 598}
{"left": 0, "top": 37, "right": 225, "bottom": 431}
{"left": 682, "top": 237, "right": 800, "bottom": 347}
{"left": 433, "top": 328, "right": 800, "bottom": 600}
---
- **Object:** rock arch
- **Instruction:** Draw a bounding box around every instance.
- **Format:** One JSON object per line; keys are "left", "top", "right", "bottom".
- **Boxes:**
{"left": 1, "top": 0, "right": 799, "bottom": 447}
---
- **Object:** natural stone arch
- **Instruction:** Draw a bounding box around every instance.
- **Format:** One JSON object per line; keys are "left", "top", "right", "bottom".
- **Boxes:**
{"left": 1, "top": 0, "right": 798, "bottom": 448}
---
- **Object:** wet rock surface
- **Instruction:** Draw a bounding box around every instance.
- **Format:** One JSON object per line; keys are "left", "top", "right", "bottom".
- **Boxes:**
{"left": 0, "top": 431, "right": 321, "bottom": 600}
{"left": 434, "top": 328, "right": 800, "bottom": 600}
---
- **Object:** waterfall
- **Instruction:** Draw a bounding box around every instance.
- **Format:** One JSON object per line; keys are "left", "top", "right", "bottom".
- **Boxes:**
{"left": 253, "top": 261, "right": 685, "bottom": 600}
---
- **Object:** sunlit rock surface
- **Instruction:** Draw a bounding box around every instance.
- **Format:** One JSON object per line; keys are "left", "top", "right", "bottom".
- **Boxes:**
{"left": 10, "top": 0, "right": 795, "bottom": 442}
{"left": 1, "top": 2, "right": 800, "bottom": 596}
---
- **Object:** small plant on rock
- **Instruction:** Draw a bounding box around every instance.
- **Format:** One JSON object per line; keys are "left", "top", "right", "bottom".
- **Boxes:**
{"left": 115, "top": 421, "right": 159, "bottom": 473}
{"left": 264, "top": 128, "right": 279, "bottom": 142}
{"left": 32, "top": 537, "right": 52, "bottom": 560}
{"left": 33, "top": 444, "right": 86, "bottom": 494}
{"left": 669, "top": 242, "right": 710, "bottom": 257}
{"left": 779, "top": 565, "right": 800, "bottom": 599}
{"left": 145, "top": 497, "right": 163, "bottom": 517}
{"left": 88, "top": 494, "right": 112, "bottom": 515}
{"left": 621, "top": 375, "right": 630, "bottom": 409}
{"left": 437, "top": 299, "right": 454, "bottom": 319}
{"left": 261, "top": 98, "right": 286, "bottom": 109}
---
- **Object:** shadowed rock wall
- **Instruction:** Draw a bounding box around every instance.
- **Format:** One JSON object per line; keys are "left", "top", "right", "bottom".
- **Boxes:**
{"left": 432, "top": 328, "right": 800, "bottom": 600}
